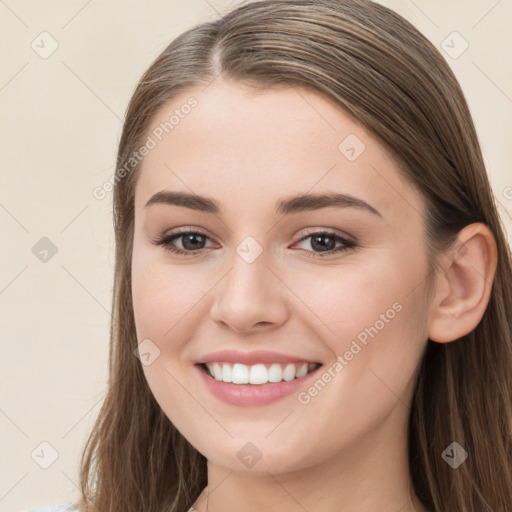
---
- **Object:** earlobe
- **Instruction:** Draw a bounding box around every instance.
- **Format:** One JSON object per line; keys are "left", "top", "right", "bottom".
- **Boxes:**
{"left": 428, "top": 223, "right": 498, "bottom": 343}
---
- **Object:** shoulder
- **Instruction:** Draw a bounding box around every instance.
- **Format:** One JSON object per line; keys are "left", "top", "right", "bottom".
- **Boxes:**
{"left": 24, "top": 502, "right": 77, "bottom": 512}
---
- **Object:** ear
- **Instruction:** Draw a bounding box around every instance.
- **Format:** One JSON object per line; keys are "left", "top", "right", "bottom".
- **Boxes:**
{"left": 428, "top": 222, "right": 498, "bottom": 343}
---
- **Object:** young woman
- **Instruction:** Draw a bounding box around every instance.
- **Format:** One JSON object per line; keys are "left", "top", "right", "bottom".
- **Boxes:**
{"left": 30, "top": 0, "right": 512, "bottom": 510}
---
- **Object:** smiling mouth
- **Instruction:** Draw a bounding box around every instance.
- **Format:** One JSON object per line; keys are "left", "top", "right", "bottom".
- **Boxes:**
{"left": 198, "top": 361, "right": 322, "bottom": 385}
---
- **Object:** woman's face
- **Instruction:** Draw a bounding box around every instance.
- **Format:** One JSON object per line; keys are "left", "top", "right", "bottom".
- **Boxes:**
{"left": 131, "top": 79, "right": 433, "bottom": 474}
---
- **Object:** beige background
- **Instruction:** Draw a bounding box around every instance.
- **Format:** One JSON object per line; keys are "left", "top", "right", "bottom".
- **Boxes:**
{"left": 0, "top": 1, "right": 510, "bottom": 511}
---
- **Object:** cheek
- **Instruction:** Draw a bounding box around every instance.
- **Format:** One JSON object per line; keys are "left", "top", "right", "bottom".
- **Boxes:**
{"left": 285, "top": 261, "right": 429, "bottom": 452}
{"left": 295, "top": 251, "right": 429, "bottom": 390}
{"left": 291, "top": 259, "right": 420, "bottom": 350}
{"left": 131, "top": 249, "right": 208, "bottom": 346}
{"left": 130, "top": 255, "right": 211, "bottom": 436}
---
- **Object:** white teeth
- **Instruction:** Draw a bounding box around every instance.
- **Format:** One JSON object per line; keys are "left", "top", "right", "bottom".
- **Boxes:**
{"left": 212, "top": 362, "right": 223, "bottom": 381}
{"left": 268, "top": 363, "right": 283, "bottom": 383}
{"left": 232, "top": 363, "right": 249, "bottom": 384}
{"left": 222, "top": 362, "right": 232, "bottom": 383}
{"left": 282, "top": 364, "right": 296, "bottom": 381}
{"left": 296, "top": 363, "right": 308, "bottom": 378}
{"left": 204, "top": 361, "right": 319, "bottom": 384}
{"left": 249, "top": 364, "right": 267, "bottom": 384}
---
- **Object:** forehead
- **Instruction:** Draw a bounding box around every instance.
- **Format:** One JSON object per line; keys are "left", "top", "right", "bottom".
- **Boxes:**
{"left": 134, "top": 79, "right": 424, "bottom": 220}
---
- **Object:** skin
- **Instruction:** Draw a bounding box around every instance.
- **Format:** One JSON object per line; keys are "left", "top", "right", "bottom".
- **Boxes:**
{"left": 131, "top": 79, "right": 497, "bottom": 512}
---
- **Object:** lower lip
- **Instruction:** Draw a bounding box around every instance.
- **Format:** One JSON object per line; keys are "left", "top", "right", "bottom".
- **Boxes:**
{"left": 195, "top": 364, "right": 322, "bottom": 407}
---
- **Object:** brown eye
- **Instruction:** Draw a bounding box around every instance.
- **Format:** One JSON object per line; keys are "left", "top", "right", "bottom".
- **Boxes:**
{"left": 179, "top": 232, "right": 207, "bottom": 251}
{"left": 152, "top": 230, "right": 214, "bottom": 256}
{"left": 293, "top": 231, "right": 356, "bottom": 258}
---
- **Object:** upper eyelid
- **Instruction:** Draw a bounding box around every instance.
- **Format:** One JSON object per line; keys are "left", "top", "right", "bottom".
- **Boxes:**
{"left": 294, "top": 227, "right": 354, "bottom": 243}
{"left": 164, "top": 227, "right": 354, "bottom": 246}
{"left": 164, "top": 227, "right": 218, "bottom": 245}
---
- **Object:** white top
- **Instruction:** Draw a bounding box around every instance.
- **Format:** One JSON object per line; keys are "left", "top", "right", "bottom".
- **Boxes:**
{"left": 24, "top": 502, "right": 77, "bottom": 512}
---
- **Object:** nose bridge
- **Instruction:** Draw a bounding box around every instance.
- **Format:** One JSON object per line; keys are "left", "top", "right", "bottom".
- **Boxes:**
{"left": 209, "top": 235, "right": 288, "bottom": 332}
{"left": 228, "top": 240, "right": 270, "bottom": 294}
{"left": 222, "top": 236, "right": 275, "bottom": 306}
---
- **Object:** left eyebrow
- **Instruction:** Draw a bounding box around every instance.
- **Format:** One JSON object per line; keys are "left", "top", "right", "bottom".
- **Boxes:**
{"left": 276, "top": 192, "right": 382, "bottom": 217}
{"left": 144, "top": 190, "right": 382, "bottom": 218}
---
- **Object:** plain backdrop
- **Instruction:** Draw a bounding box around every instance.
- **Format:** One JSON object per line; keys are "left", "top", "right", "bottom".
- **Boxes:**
{"left": 0, "top": 1, "right": 511, "bottom": 511}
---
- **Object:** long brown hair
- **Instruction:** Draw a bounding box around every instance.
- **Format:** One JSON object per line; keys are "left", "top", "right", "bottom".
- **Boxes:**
{"left": 75, "top": 1, "right": 512, "bottom": 510}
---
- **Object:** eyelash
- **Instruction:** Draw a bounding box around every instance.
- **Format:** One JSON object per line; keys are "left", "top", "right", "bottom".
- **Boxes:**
{"left": 151, "top": 228, "right": 357, "bottom": 259}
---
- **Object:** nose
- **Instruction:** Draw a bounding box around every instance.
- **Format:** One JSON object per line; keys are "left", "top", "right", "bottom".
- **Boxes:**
{"left": 209, "top": 248, "right": 290, "bottom": 334}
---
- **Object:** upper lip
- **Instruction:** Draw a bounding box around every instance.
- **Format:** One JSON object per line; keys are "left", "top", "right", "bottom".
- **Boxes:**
{"left": 196, "top": 350, "right": 322, "bottom": 366}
